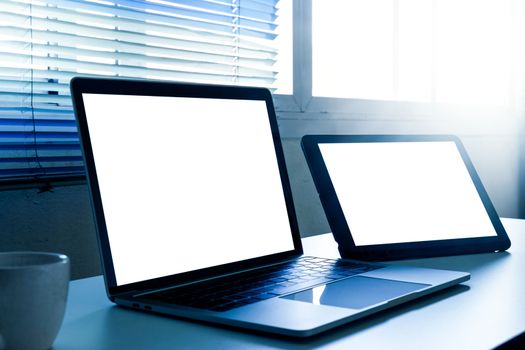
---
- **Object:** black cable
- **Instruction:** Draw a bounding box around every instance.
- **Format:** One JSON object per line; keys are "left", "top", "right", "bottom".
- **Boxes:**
{"left": 29, "top": 3, "right": 45, "bottom": 175}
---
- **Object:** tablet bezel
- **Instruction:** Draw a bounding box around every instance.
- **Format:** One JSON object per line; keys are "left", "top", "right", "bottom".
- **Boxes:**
{"left": 301, "top": 134, "right": 511, "bottom": 260}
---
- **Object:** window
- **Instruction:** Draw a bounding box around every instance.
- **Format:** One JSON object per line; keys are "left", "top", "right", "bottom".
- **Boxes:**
{"left": 311, "top": 0, "right": 518, "bottom": 107}
{"left": 0, "top": 0, "right": 290, "bottom": 181}
{"left": 2, "top": 0, "right": 521, "bottom": 181}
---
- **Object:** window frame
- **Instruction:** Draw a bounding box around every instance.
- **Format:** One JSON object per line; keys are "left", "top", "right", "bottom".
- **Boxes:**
{"left": 273, "top": 0, "right": 525, "bottom": 138}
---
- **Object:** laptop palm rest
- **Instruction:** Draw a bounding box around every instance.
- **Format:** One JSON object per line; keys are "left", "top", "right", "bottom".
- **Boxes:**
{"left": 282, "top": 276, "right": 429, "bottom": 309}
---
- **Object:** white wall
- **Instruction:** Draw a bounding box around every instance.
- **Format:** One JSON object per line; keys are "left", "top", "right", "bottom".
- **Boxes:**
{"left": 0, "top": 185, "right": 100, "bottom": 279}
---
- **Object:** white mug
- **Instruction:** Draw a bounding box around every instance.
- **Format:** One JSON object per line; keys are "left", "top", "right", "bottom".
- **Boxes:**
{"left": 0, "top": 252, "right": 70, "bottom": 350}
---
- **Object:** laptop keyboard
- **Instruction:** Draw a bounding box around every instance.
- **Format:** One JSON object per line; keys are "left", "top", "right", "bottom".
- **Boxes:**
{"left": 143, "top": 257, "right": 382, "bottom": 312}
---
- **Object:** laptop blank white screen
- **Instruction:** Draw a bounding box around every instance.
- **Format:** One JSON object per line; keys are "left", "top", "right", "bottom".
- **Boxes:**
{"left": 82, "top": 94, "right": 295, "bottom": 286}
{"left": 319, "top": 141, "right": 498, "bottom": 246}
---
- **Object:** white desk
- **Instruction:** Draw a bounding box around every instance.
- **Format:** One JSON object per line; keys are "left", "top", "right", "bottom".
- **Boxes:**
{"left": 54, "top": 218, "right": 525, "bottom": 349}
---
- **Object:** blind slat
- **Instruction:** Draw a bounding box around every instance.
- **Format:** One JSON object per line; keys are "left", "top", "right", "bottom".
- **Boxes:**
{"left": 0, "top": 26, "right": 277, "bottom": 61}
{"left": 6, "top": 0, "right": 278, "bottom": 37}
{"left": 0, "top": 51, "right": 277, "bottom": 82}
{"left": 0, "top": 14, "right": 276, "bottom": 54}
{"left": 0, "top": 40, "right": 276, "bottom": 72}
{"left": 0, "top": 66, "right": 276, "bottom": 91}
{"left": 1, "top": 3, "right": 278, "bottom": 49}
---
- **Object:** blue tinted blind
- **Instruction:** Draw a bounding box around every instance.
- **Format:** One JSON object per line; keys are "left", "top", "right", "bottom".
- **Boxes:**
{"left": 0, "top": 0, "right": 280, "bottom": 180}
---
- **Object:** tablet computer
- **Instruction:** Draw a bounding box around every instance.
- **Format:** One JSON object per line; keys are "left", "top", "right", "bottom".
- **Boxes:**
{"left": 301, "top": 134, "right": 511, "bottom": 260}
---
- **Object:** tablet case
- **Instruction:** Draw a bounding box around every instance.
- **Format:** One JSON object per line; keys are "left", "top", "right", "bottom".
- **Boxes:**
{"left": 301, "top": 134, "right": 511, "bottom": 260}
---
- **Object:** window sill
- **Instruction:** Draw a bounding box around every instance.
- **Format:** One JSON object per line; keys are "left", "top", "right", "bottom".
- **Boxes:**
{"left": 0, "top": 174, "right": 87, "bottom": 192}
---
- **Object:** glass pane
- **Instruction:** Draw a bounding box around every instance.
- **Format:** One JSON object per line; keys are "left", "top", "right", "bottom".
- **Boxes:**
{"left": 312, "top": 0, "right": 394, "bottom": 100}
{"left": 398, "top": 0, "right": 433, "bottom": 102}
{"left": 312, "top": 0, "right": 512, "bottom": 106}
{"left": 435, "top": 0, "right": 511, "bottom": 106}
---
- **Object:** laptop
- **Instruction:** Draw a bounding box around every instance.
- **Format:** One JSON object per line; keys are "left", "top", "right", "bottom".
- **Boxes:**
{"left": 70, "top": 77, "right": 469, "bottom": 337}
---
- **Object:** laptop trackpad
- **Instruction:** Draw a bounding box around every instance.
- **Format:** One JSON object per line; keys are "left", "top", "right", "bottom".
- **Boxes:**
{"left": 282, "top": 276, "right": 429, "bottom": 309}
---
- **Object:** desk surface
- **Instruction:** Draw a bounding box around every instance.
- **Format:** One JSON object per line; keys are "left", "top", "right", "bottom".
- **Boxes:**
{"left": 54, "top": 218, "right": 525, "bottom": 349}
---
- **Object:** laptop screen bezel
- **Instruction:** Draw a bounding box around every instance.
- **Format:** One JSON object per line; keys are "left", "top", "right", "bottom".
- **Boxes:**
{"left": 70, "top": 77, "right": 303, "bottom": 297}
{"left": 301, "top": 134, "right": 511, "bottom": 260}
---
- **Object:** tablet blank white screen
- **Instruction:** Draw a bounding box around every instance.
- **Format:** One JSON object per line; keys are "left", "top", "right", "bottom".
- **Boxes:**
{"left": 319, "top": 141, "right": 498, "bottom": 246}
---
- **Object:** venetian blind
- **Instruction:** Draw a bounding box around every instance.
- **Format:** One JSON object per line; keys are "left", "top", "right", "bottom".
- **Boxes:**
{"left": 0, "top": 0, "right": 279, "bottom": 180}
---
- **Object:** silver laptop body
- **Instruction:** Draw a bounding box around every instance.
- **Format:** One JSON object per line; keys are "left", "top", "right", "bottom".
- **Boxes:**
{"left": 71, "top": 77, "right": 469, "bottom": 337}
